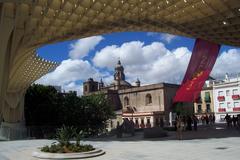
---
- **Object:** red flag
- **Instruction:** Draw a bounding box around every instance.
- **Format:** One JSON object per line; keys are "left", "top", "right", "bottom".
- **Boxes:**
{"left": 174, "top": 38, "right": 221, "bottom": 102}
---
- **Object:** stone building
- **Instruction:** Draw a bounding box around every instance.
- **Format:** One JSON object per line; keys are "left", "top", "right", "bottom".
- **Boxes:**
{"left": 213, "top": 75, "right": 240, "bottom": 123}
{"left": 193, "top": 78, "right": 215, "bottom": 119}
{"left": 83, "top": 60, "right": 193, "bottom": 128}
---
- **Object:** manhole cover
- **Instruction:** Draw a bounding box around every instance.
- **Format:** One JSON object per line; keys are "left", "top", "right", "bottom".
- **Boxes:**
{"left": 215, "top": 147, "right": 228, "bottom": 150}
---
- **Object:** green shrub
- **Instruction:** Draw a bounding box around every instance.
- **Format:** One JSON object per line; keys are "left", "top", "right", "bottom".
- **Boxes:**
{"left": 41, "top": 125, "right": 94, "bottom": 153}
{"left": 56, "top": 125, "right": 75, "bottom": 147}
{"left": 41, "top": 143, "right": 94, "bottom": 153}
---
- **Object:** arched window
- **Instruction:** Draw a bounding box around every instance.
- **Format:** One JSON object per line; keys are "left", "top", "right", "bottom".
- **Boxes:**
{"left": 146, "top": 94, "right": 152, "bottom": 105}
{"left": 84, "top": 85, "right": 88, "bottom": 92}
{"left": 124, "top": 97, "right": 129, "bottom": 106}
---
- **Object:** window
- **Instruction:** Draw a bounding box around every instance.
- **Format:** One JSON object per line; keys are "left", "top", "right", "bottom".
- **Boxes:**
{"left": 197, "top": 105, "right": 202, "bottom": 113}
{"left": 226, "top": 90, "right": 230, "bottom": 96}
{"left": 141, "top": 118, "right": 144, "bottom": 124}
{"left": 219, "top": 103, "right": 224, "bottom": 108}
{"left": 227, "top": 102, "right": 231, "bottom": 108}
{"left": 147, "top": 117, "right": 151, "bottom": 124}
{"left": 124, "top": 97, "right": 129, "bottom": 106}
{"left": 205, "top": 92, "right": 211, "bottom": 102}
{"left": 218, "top": 91, "right": 223, "bottom": 96}
{"left": 91, "top": 85, "right": 95, "bottom": 91}
{"left": 234, "top": 102, "right": 239, "bottom": 107}
{"left": 146, "top": 94, "right": 152, "bottom": 105}
{"left": 84, "top": 85, "right": 87, "bottom": 92}
{"left": 135, "top": 118, "right": 139, "bottom": 124}
{"left": 206, "top": 104, "right": 211, "bottom": 113}
{"left": 233, "top": 89, "right": 238, "bottom": 95}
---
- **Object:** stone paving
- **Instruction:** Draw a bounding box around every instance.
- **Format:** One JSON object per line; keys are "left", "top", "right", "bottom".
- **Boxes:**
{"left": 0, "top": 124, "right": 240, "bottom": 160}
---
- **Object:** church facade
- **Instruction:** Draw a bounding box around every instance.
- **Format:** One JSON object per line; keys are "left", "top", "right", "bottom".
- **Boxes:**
{"left": 83, "top": 60, "right": 193, "bottom": 128}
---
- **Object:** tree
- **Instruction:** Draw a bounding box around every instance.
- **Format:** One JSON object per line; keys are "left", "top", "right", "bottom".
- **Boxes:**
{"left": 24, "top": 84, "right": 60, "bottom": 126}
{"left": 80, "top": 93, "right": 115, "bottom": 135}
{"left": 24, "top": 84, "right": 115, "bottom": 137}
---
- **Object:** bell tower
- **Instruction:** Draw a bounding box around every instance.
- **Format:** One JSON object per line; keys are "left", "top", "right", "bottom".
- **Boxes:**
{"left": 114, "top": 60, "right": 125, "bottom": 81}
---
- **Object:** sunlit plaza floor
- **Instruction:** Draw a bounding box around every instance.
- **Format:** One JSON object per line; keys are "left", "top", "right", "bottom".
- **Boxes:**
{"left": 0, "top": 124, "right": 240, "bottom": 160}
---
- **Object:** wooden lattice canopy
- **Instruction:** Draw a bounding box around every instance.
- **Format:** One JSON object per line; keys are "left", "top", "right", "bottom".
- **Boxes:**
{"left": 0, "top": 0, "right": 239, "bottom": 94}
{"left": 0, "top": 0, "right": 240, "bottom": 125}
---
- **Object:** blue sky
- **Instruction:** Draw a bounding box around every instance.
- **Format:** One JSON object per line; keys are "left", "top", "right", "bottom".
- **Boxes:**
{"left": 36, "top": 32, "right": 240, "bottom": 95}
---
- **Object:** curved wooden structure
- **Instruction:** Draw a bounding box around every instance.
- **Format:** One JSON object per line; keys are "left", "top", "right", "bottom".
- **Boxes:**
{"left": 0, "top": 0, "right": 240, "bottom": 138}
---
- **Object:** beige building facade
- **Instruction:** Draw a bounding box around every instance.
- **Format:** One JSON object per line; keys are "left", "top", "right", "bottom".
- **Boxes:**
{"left": 119, "top": 83, "right": 181, "bottom": 128}
{"left": 194, "top": 87, "right": 214, "bottom": 118}
{"left": 84, "top": 61, "right": 193, "bottom": 128}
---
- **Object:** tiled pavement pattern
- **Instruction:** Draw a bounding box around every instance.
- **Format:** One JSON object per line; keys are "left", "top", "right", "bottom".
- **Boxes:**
{"left": 0, "top": 124, "right": 239, "bottom": 160}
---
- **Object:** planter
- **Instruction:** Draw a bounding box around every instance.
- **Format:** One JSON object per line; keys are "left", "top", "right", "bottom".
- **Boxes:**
{"left": 32, "top": 148, "right": 105, "bottom": 159}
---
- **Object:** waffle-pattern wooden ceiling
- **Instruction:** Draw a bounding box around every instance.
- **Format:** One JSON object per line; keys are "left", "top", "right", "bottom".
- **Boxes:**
{"left": 2, "top": 0, "right": 240, "bottom": 47}
{"left": 8, "top": 53, "right": 58, "bottom": 92}
{"left": 1, "top": 0, "right": 240, "bottom": 92}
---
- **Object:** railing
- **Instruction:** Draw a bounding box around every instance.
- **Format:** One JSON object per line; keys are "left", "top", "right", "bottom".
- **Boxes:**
{"left": 206, "top": 109, "right": 211, "bottom": 113}
{"left": 233, "top": 107, "right": 240, "bottom": 112}
{"left": 217, "top": 96, "right": 225, "bottom": 101}
{"left": 218, "top": 108, "right": 226, "bottom": 112}
{"left": 232, "top": 95, "right": 240, "bottom": 100}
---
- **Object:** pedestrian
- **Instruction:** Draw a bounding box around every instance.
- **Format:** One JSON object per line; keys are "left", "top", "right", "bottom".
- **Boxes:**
{"left": 232, "top": 115, "right": 237, "bottom": 127}
{"left": 237, "top": 114, "right": 240, "bottom": 129}
{"left": 187, "top": 115, "right": 192, "bottom": 131}
{"left": 116, "top": 121, "right": 122, "bottom": 138}
{"left": 225, "top": 114, "right": 231, "bottom": 127}
{"left": 205, "top": 114, "right": 209, "bottom": 125}
{"left": 192, "top": 115, "right": 198, "bottom": 131}
{"left": 182, "top": 115, "right": 187, "bottom": 131}
{"left": 176, "top": 115, "right": 183, "bottom": 140}
{"left": 201, "top": 115, "right": 205, "bottom": 125}
{"left": 212, "top": 114, "right": 216, "bottom": 124}
{"left": 209, "top": 114, "right": 213, "bottom": 125}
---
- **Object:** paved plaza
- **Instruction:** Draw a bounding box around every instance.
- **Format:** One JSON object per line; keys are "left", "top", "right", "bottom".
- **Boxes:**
{"left": 0, "top": 124, "right": 240, "bottom": 160}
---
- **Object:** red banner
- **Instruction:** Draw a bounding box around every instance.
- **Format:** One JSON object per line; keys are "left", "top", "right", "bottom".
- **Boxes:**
{"left": 174, "top": 38, "right": 221, "bottom": 102}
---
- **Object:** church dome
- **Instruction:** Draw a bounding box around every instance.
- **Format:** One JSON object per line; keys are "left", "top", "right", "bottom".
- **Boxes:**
{"left": 111, "top": 80, "right": 132, "bottom": 87}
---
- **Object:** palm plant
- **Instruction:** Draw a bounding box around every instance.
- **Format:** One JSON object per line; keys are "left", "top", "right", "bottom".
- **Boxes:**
{"left": 75, "top": 130, "right": 84, "bottom": 146}
{"left": 56, "top": 125, "right": 75, "bottom": 147}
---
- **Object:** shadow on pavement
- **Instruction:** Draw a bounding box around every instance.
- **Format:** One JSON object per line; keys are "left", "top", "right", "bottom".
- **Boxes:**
{"left": 85, "top": 123, "right": 240, "bottom": 142}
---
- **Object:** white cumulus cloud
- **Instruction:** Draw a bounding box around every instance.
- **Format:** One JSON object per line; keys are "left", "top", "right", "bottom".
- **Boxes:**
{"left": 63, "top": 82, "right": 83, "bottom": 95}
{"left": 36, "top": 35, "right": 104, "bottom": 95}
{"left": 212, "top": 49, "right": 240, "bottom": 78}
{"left": 93, "top": 41, "right": 169, "bottom": 70}
{"left": 36, "top": 59, "right": 102, "bottom": 95}
{"left": 147, "top": 32, "right": 177, "bottom": 43}
{"left": 69, "top": 36, "right": 104, "bottom": 59}
{"left": 37, "top": 36, "right": 240, "bottom": 95}
{"left": 93, "top": 41, "right": 191, "bottom": 85}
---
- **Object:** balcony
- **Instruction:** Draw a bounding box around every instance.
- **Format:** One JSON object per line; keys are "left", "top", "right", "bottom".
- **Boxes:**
{"left": 232, "top": 95, "right": 240, "bottom": 100}
{"left": 218, "top": 108, "right": 226, "bottom": 112}
{"left": 217, "top": 96, "right": 225, "bottom": 101}
{"left": 233, "top": 107, "right": 240, "bottom": 112}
